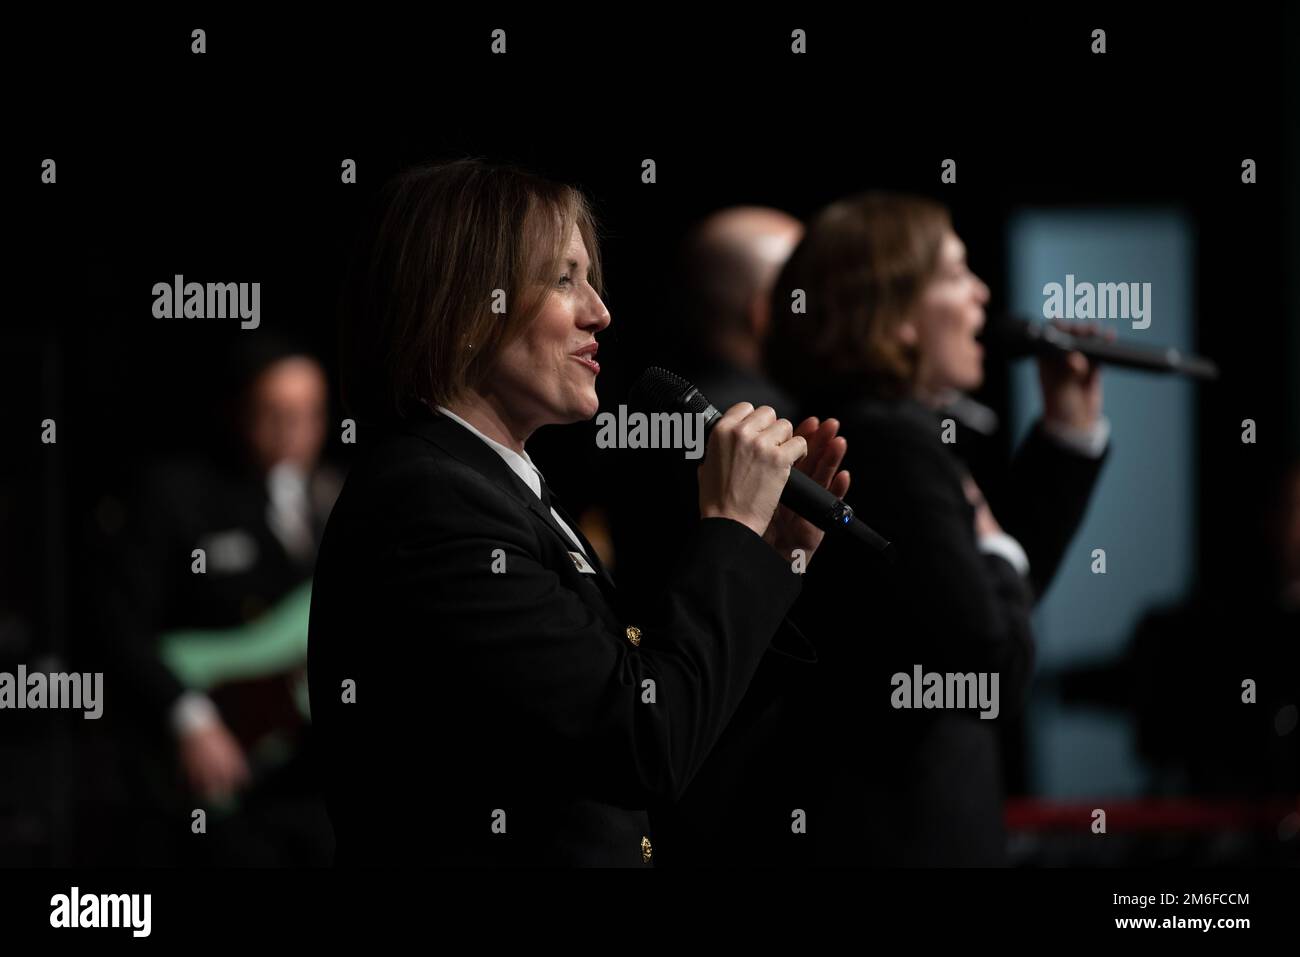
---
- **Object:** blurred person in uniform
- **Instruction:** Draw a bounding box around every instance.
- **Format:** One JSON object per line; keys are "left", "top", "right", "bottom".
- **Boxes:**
{"left": 92, "top": 336, "right": 341, "bottom": 865}
{"left": 677, "top": 207, "right": 803, "bottom": 417}
{"left": 765, "top": 192, "right": 1110, "bottom": 866}
{"left": 615, "top": 207, "right": 803, "bottom": 608}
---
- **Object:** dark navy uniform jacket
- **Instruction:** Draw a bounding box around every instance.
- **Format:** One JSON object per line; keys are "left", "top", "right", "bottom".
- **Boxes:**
{"left": 308, "top": 407, "right": 808, "bottom": 867}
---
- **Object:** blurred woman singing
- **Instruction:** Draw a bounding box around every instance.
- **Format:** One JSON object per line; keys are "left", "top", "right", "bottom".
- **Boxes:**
{"left": 307, "top": 159, "right": 850, "bottom": 867}
{"left": 767, "top": 193, "right": 1109, "bottom": 866}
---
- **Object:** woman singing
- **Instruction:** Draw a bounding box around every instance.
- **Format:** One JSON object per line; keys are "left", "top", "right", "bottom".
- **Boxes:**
{"left": 767, "top": 192, "right": 1110, "bottom": 866}
{"left": 307, "top": 159, "right": 850, "bottom": 867}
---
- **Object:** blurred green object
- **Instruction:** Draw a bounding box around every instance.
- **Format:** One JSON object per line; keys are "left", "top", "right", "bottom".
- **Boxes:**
{"left": 159, "top": 582, "right": 312, "bottom": 691}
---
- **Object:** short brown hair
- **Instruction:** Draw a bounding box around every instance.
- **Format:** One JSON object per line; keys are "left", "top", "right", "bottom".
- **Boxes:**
{"left": 340, "top": 158, "right": 604, "bottom": 422}
{"left": 766, "top": 192, "right": 951, "bottom": 400}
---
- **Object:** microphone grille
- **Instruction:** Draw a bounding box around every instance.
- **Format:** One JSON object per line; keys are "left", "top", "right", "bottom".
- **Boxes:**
{"left": 629, "top": 366, "right": 709, "bottom": 414}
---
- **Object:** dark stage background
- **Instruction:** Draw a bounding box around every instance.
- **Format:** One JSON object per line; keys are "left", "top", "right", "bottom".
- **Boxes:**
{"left": 3, "top": 9, "right": 1298, "bottom": 872}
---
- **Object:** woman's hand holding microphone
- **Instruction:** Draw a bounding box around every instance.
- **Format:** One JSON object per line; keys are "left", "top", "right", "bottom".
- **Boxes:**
{"left": 697, "top": 403, "right": 850, "bottom": 566}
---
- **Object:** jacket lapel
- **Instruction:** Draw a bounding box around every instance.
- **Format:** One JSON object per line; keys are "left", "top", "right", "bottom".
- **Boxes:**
{"left": 397, "top": 409, "right": 617, "bottom": 593}
{"left": 547, "top": 494, "right": 616, "bottom": 589}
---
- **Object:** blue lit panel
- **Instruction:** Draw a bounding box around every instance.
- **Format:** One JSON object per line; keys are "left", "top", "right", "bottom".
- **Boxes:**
{"left": 1006, "top": 209, "right": 1196, "bottom": 797}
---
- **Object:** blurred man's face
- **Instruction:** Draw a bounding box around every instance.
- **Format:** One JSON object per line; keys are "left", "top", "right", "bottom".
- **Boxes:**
{"left": 245, "top": 357, "right": 328, "bottom": 472}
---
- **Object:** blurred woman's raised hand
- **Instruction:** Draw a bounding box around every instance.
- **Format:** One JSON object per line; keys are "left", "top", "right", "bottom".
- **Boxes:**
{"left": 1037, "top": 319, "right": 1110, "bottom": 431}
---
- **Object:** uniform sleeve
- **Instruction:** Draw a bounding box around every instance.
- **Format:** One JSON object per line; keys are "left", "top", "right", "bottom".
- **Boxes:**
{"left": 1000, "top": 420, "right": 1108, "bottom": 599}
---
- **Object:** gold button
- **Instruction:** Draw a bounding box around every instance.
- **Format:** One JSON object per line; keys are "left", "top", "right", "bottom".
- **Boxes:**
{"left": 641, "top": 835, "right": 653, "bottom": 863}
{"left": 625, "top": 625, "right": 642, "bottom": 647}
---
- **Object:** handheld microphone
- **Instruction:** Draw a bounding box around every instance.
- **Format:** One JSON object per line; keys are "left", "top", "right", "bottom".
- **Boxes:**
{"left": 629, "top": 367, "right": 893, "bottom": 560}
{"left": 982, "top": 314, "right": 1220, "bottom": 381}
